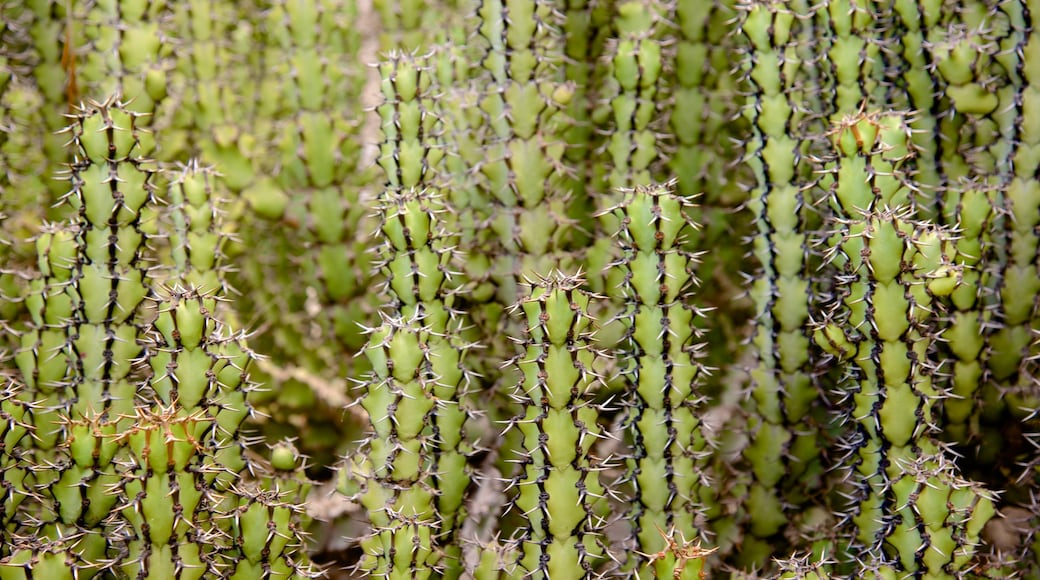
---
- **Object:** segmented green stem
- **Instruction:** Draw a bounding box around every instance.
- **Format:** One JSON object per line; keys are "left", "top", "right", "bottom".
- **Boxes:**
{"left": 352, "top": 107, "right": 472, "bottom": 575}
{"left": 10, "top": 97, "right": 157, "bottom": 575}
{"left": 737, "top": 0, "right": 828, "bottom": 558}
{"left": 608, "top": 183, "right": 712, "bottom": 578}
{"left": 501, "top": 272, "right": 609, "bottom": 578}
{"left": 814, "top": 114, "right": 994, "bottom": 573}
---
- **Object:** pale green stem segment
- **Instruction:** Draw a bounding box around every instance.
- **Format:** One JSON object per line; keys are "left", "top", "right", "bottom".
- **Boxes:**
{"left": 119, "top": 288, "right": 318, "bottom": 579}
{"left": 671, "top": 0, "right": 745, "bottom": 204}
{"left": 736, "top": 1, "right": 828, "bottom": 561}
{"left": 606, "top": 182, "right": 713, "bottom": 579}
{"left": 670, "top": 0, "right": 749, "bottom": 356}
{"left": 0, "top": 377, "right": 32, "bottom": 548}
{"left": 979, "top": 2, "right": 1040, "bottom": 445}
{"left": 473, "top": 0, "right": 579, "bottom": 498}
{"left": 813, "top": 113, "right": 994, "bottom": 574}
{"left": 7, "top": 98, "right": 156, "bottom": 575}
{"left": 346, "top": 51, "right": 458, "bottom": 579}
{"left": 0, "top": 10, "right": 50, "bottom": 312}
{"left": 349, "top": 186, "right": 472, "bottom": 576}
{"left": 477, "top": 0, "right": 575, "bottom": 305}
{"left": 501, "top": 272, "right": 608, "bottom": 578}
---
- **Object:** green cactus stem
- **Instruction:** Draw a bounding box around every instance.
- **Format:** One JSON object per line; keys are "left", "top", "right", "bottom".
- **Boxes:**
{"left": 499, "top": 271, "right": 609, "bottom": 578}
{"left": 813, "top": 113, "right": 994, "bottom": 573}
{"left": 350, "top": 188, "right": 474, "bottom": 578}
{"left": 735, "top": 0, "right": 830, "bottom": 561}
{"left": 226, "top": 0, "right": 377, "bottom": 470}
{"left": 0, "top": 377, "right": 32, "bottom": 547}
{"left": 7, "top": 97, "right": 159, "bottom": 575}
{"left": 606, "top": 183, "right": 713, "bottom": 578}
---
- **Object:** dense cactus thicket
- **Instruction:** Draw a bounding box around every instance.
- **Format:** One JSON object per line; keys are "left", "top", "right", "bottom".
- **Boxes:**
{"left": 2, "top": 0, "right": 1040, "bottom": 578}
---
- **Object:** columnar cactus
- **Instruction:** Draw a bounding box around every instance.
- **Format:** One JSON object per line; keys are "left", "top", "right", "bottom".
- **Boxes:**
{"left": 597, "top": 0, "right": 672, "bottom": 193}
{"left": 586, "top": 0, "right": 673, "bottom": 298}
{"left": 7, "top": 97, "right": 157, "bottom": 574}
{"left": 162, "top": 161, "right": 232, "bottom": 293}
{"left": 500, "top": 272, "right": 609, "bottom": 578}
{"left": 606, "top": 183, "right": 713, "bottom": 578}
{"left": 813, "top": 113, "right": 994, "bottom": 573}
{"left": 347, "top": 186, "right": 473, "bottom": 576}
{"left": 6, "top": 0, "right": 1040, "bottom": 577}
{"left": 669, "top": 0, "right": 749, "bottom": 340}
{"left": 129, "top": 287, "right": 318, "bottom": 579}
{"left": 669, "top": 0, "right": 744, "bottom": 202}
{"left": 735, "top": 0, "right": 829, "bottom": 560}
{"left": 471, "top": 0, "right": 581, "bottom": 489}
{"left": 476, "top": 0, "right": 575, "bottom": 303}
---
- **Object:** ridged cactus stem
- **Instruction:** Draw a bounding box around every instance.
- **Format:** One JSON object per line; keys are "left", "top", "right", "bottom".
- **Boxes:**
{"left": 232, "top": 0, "right": 378, "bottom": 468}
{"left": 737, "top": 0, "right": 828, "bottom": 556}
{"left": 606, "top": 183, "right": 713, "bottom": 578}
{"left": 559, "top": 0, "right": 611, "bottom": 233}
{"left": 476, "top": 0, "right": 575, "bottom": 302}
{"left": 670, "top": 0, "right": 750, "bottom": 350}
{"left": 813, "top": 113, "right": 995, "bottom": 573}
{"left": 586, "top": 0, "right": 674, "bottom": 297}
{"left": 600, "top": 0, "right": 673, "bottom": 193}
{"left": 164, "top": 161, "right": 231, "bottom": 293}
{"left": 0, "top": 377, "right": 32, "bottom": 545}
{"left": 500, "top": 272, "right": 609, "bottom": 578}
{"left": 137, "top": 287, "right": 319, "bottom": 578}
{"left": 890, "top": 1, "right": 942, "bottom": 217}
{"left": 11, "top": 97, "right": 158, "bottom": 574}
{"left": 473, "top": 0, "right": 579, "bottom": 492}
{"left": 984, "top": 2, "right": 1040, "bottom": 435}
{"left": 351, "top": 188, "right": 472, "bottom": 578}
{"left": 670, "top": 0, "right": 744, "bottom": 203}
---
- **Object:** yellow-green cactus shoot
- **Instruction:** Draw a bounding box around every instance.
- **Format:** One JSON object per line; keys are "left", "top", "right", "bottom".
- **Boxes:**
{"left": 499, "top": 272, "right": 609, "bottom": 578}
{"left": 814, "top": 113, "right": 994, "bottom": 573}
{"left": 350, "top": 188, "right": 474, "bottom": 578}
{"left": 606, "top": 183, "right": 713, "bottom": 579}
{"left": 736, "top": 0, "right": 831, "bottom": 560}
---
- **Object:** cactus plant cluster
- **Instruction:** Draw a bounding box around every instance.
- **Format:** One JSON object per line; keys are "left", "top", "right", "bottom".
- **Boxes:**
{"left": 1, "top": 0, "right": 1040, "bottom": 578}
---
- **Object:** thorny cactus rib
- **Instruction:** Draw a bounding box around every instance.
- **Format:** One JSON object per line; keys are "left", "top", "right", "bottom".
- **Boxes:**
{"left": 127, "top": 288, "right": 318, "bottom": 579}
{"left": 342, "top": 50, "right": 476, "bottom": 579}
{"left": 605, "top": 183, "right": 713, "bottom": 579}
{"left": 8, "top": 99, "right": 157, "bottom": 575}
{"left": 7, "top": 0, "right": 1040, "bottom": 577}
{"left": 1, "top": 99, "right": 317, "bottom": 579}
{"left": 228, "top": 0, "right": 377, "bottom": 470}
{"left": 499, "top": 272, "right": 610, "bottom": 578}
{"left": 812, "top": 113, "right": 994, "bottom": 574}
{"left": 735, "top": 0, "right": 829, "bottom": 557}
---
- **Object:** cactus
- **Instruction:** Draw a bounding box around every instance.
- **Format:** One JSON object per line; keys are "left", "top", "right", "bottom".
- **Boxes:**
{"left": 813, "top": 113, "right": 994, "bottom": 573}
{"left": 224, "top": 0, "right": 377, "bottom": 471}
{"left": 500, "top": 271, "right": 610, "bottom": 577}
{"left": 605, "top": 183, "right": 713, "bottom": 578}
{"left": 6, "top": 0, "right": 1040, "bottom": 577}
{"left": 1, "top": 98, "right": 317, "bottom": 578}
{"left": 734, "top": 1, "right": 832, "bottom": 563}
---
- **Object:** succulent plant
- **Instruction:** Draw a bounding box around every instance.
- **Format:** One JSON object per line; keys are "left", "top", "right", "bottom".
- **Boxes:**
{"left": 605, "top": 183, "right": 713, "bottom": 578}
{"left": 3, "top": 0, "right": 1040, "bottom": 577}
{"left": 499, "top": 272, "right": 610, "bottom": 578}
